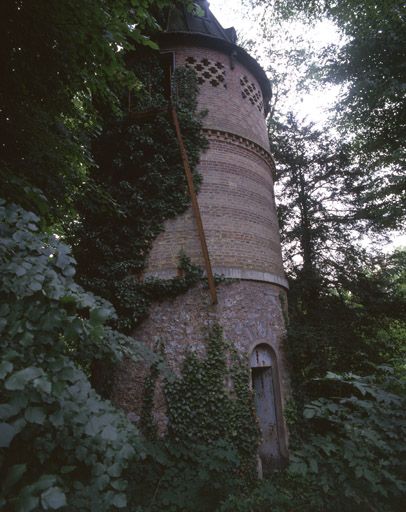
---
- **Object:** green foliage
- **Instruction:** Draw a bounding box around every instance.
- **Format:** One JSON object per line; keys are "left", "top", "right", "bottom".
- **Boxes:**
{"left": 288, "top": 370, "right": 406, "bottom": 511}
{"left": 271, "top": 114, "right": 354, "bottom": 288}
{"left": 270, "top": 112, "right": 405, "bottom": 385}
{"left": 129, "top": 440, "right": 242, "bottom": 512}
{"left": 0, "top": 201, "right": 154, "bottom": 511}
{"left": 70, "top": 61, "right": 207, "bottom": 332}
{"left": 0, "top": 0, "right": 188, "bottom": 223}
{"left": 129, "top": 325, "right": 260, "bottom": 512}
{"left": 164, "top": 325, "right": 259, "bottom": 466}
{"left": 220, "top": 369, "right": 406, "bottom": 512}
{"left": 257, "top": 0, "right": 406, "bottom": 229}
{"left": 259, "top": 17, "right": 406, "bottom": 505}
{"left": 286, "top": 250, "right": 406, "bottom": 391}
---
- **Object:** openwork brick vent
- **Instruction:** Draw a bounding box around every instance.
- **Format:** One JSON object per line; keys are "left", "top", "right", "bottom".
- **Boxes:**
{"left": 240, "top": 75, "right": 264, "bottom": 112}
{"left": 185, "top": 57, "right": 227, "bottom": 88}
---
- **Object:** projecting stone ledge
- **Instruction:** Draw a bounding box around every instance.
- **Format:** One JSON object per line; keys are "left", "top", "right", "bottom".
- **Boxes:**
{"left": 144, "top": 267, "right": 289, "bottom": 290}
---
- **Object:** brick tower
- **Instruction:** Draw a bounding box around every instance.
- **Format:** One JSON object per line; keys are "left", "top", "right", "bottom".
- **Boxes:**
{"left": 115, "top": 1, "right": 289, "bottom": 469}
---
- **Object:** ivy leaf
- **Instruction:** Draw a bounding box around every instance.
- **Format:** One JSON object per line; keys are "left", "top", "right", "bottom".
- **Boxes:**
{"left": 111, "top": 493, "right": 127, "bottom": 508}
{"left": 33, "top": 376, "right": 52, "bottom": 394}
{"left": 25, "top": 407, "right": 46, "bottom": 425}
{"left": 90, "top": 307, "right": 112, "bottom": 324}
{"left": 0, "top": 422, "right": 17, "bottom": 447}
{"left": 111, "top": 479, "right": 127, "bottom": 491}
{"left": 30, "top": 475, "right": 56, "bottom": 492}
{"left": 0, "top": 360, "right": 13, "bottom": 379}
{"left": 29, "top": 281, "right": 42, "bottom": 292}
{"left": 62, "top": 266, "right": 75, "bottom": 278}
{"left": 40, "top": 487, "right": 67, "bottom": 510}
{"left": 2, "top": 464, "right": 27, "bottom": 491}
{"left": 5, "top": 367, "right": 44, "bottom": 390}
{"left": 0, "top": 403, "right": 20, "bottom": 420}
{"left": 108, "top": 463, "right": 122, "bottom": 477}
{"left": 101, "top": 425, "right": 118, "bottom": 441}
{"left": 303, "top": 407, "right": 316, "bottom": 419}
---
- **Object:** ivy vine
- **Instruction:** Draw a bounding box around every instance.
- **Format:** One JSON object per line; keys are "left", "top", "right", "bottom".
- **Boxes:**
{"left": 68, "top": 51, "right": 207, "bottom": 333}
{"left": 141, "top": 324, "right": 260, "bottom": 475}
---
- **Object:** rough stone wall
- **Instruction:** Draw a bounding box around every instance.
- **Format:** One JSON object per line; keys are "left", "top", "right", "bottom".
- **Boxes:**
{"left": 113, "top": 281, "right": 290, "bottom": 433}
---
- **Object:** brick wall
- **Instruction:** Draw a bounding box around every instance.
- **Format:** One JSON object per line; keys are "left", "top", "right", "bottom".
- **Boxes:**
{"left": 144, "top": 45, "right": 285, "bottom": 286}
{"left": 146, "top": 131, "right": 285, "bottom": 280}
{"left": 173, "top": 45, "right": 270, "bottom": 150}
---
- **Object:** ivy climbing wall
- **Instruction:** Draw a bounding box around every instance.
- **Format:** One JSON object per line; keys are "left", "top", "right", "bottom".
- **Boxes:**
{"left": 113, "top": 281, "right": 289, "bottom": 452}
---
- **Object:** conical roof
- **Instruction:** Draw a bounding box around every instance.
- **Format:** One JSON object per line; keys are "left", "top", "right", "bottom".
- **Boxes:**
{"left": 166, "top": 1, "right": 237, "bottom": 44}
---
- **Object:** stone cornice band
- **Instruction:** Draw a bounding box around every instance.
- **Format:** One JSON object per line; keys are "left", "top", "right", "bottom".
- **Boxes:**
{"left": 203, "top": 128, "right": 277, "bottom": 179}
{"left": 144, "top": 267, "right": 289, "bottom": 290}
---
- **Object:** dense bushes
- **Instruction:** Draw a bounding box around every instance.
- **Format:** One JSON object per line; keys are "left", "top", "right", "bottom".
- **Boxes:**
{"left": 0, "top": 202, "right": 154, "bottom": 510}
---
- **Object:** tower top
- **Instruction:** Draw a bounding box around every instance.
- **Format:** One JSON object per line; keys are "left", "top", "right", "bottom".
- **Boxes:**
{"left": 162, "top": 3, "right": 271, "bottom": 112}
{"left": 166, "top": 1, "right": 237, "bottom": 44}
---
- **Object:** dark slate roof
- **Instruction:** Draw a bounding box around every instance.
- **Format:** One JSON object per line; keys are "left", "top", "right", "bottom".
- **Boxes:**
{"left": 162, "top": 1, "right": 271, "bottom": 114}
{"left": 166, "top": 1, "right": 237, "bottom": 44}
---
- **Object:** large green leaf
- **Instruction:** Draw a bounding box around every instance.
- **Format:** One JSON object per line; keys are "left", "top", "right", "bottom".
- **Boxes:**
{"left": 0, "top": 422, "right": 17, "bottom": 448}
{"left": 5, "top": 368, "right": 44, "bottom": 390}
{"left": 40, "top": 487, "right": 67, "bottom": 510}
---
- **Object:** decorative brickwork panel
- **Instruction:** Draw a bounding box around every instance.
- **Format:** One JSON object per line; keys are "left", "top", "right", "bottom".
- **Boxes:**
{"left": 185, "top": 56, "right": 227, "bottom": 88}
{"left": 169, "top": 46, "right": 270, "bottom": 149}
{"left": 240, "top": 75, "right": 264, "bottom": 112}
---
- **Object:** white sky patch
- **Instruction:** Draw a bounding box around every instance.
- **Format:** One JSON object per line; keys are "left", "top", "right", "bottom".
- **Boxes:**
{"left": 383, "top": 234, "right": 406, "bottom": 252}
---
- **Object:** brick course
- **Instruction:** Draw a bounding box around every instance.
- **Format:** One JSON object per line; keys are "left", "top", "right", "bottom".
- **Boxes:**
{"left": 146, "top": 132, "right": 285, "bottom": 278}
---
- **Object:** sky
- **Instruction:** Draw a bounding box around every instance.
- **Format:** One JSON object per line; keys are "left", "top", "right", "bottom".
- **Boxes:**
{"left": 210, "top": 0, "right": 342, "bottom": 125}
{"left": 209, "top": 0, "right": 406, "bottom": 251}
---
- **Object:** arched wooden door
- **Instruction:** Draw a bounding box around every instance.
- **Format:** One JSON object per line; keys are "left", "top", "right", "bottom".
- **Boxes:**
{"left": 250, "top": 344, "right": 283, "bottom": 470}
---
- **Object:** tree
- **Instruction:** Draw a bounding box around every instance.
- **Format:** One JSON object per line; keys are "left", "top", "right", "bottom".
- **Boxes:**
{"left": 251, "top": 0, "right": 406, "bottom": 230}
{"left": 0, "top": 2, "right": 199, "bottom": 510}
{"left": 0, "top": 0, "right": 190, "bottom": 222}
{"left": 271, "top": 113, "right": 405, "bottom": 385}
{"left": 271, "top": 113, "right": 353, "bottom": 303}
{"left": 0, "top": 201, "right": 152, "bottom": 510}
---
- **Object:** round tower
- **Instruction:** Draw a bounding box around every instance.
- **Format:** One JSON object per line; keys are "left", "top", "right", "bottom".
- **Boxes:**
{"left": 114, "top": 1, "right": 289, "bottom": 468}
